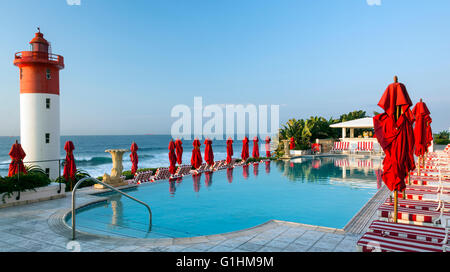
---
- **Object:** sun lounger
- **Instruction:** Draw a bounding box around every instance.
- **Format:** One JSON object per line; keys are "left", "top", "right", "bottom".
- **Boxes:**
{"left": 330, "top": 142, "right": 349, "bottom": 153}
{"left": 193, "top": 163, "right": 208, "bottom": 175}
{"left": 210, "top": 160, "right": 223, "bottom": 171}
{"left": 152, "top": 167, "right": 171, "bottom": 181}
{"left": 216, "top": 160, "right": 228, "bottom": 170}
{"left": 368, "top": 220, "right": 448, "bottom": 244}
{"left": 378, "top": 203, "right": 450, "bottom": 226}
{"left": 357, "top": 221, "right": 449, "bottom": 252}
{"left": 355, "top": 141, "right": 374, "bottom": 154}
{"left": 175, "top": 165, "right": 192, "bottom": 176}
{"left": 129, "top": 171, "right": 153, "bottom": 184}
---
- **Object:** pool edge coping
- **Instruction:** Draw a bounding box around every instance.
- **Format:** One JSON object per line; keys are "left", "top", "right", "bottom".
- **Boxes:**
{"left": 51, "top": 158, "right": 382, "bottom": 245}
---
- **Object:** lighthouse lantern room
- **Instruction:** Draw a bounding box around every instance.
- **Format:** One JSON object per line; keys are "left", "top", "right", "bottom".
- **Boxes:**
{"left": 13, "top": 30, "right": 65, "bottom": 180}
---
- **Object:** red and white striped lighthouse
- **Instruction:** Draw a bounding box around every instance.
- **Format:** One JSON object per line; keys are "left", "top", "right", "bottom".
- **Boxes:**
{"left": 13, "top": 30, "right": 65, "bottom": 179}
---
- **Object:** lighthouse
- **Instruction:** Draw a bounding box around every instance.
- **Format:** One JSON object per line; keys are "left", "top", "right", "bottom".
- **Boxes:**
{"left": 13, "top": 30, "right": 64, "bottom": 180}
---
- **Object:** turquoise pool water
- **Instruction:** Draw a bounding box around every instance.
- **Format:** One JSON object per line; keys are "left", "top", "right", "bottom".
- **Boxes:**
{"left": 69, "top": 156, "right": 382, "bottom": 238}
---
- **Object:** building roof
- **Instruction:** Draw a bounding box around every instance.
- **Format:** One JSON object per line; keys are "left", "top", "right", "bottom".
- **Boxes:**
{"left": 329, "top": 117, "right": 374, "bottom": 128}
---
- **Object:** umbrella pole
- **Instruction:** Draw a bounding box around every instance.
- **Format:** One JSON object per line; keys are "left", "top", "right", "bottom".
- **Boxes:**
{"left": 393, "top": 104, "right": 402, "bottom": 223}
{"left": 394, "top": 190, "right": 398, "bottom": 223}
{"left": 418, "top": 155, "right": 421, "bottom": 176}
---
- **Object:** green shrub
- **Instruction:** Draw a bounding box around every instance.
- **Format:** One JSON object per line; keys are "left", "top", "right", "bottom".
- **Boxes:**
{"left": 0, "top": 171, "right": 52, "bottom": 203}
{"left": 122, "top": 168, "right": 157, "bottom": 180}
{"left": 246, "top": 157, "right": 274, "bottom": 163}
{"left": 55, "top": 169, "right": 92, "bottom": 192}
{"left": 434, "top": 130, "right": 449, "bottom": 145}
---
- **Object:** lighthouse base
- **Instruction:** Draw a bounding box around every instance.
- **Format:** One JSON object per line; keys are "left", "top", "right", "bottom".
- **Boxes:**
{"left": 94, "top": 173, "right": 128, "bottom": 189}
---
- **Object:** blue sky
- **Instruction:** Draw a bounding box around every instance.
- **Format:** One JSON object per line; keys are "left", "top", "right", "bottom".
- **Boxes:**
{"left": 0, "top": 0, "right": 448, "bottom": 136}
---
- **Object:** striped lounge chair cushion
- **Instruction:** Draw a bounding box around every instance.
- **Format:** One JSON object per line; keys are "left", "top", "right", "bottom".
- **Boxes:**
{"left": 368, "top": 220, "right": 448, "bottom": 244}
{"left": 377, "top": 204, "right": 449, "bottom": 225}
{"left": 357, "top": 231, "right": 447, "bottom": 252}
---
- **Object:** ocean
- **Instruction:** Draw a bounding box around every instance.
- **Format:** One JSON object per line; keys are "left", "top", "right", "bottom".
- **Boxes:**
{"left": 0, "top": 135, "right": 269, "bottom": 178}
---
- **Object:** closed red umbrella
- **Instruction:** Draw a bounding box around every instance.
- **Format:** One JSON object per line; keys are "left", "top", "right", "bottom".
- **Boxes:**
{"left": 241, "top": 136, "right": 249, "bottom": 161}
{"left": 175, "top": 139, "right": 183, "bottom": 165}
{"left": 252, "top": 137, "right": 260, "bottom": 159}
{"left": 226, "top": 137, "right": 233, "bottom": 165}
{"left": 204, "top": 138, "right": 214, "bottom": 167}
{"left": 63, "top": 141, "right": 77, "bottom": 189}
{"left": 191, "top": 138, "right": 203, "bottom": 169}
{"left": 425, "top": 116, "right": 433, "bottom": 149}
{"left": 311, "top": 143, "right": 320, "bottom": 154}
{"left": 8, "top": 140, "right": 27, "bottom": 177}
{"left": 373, "top": 77, "right": 415, "bottom": 222}
{"left": 412, "top": 99, "right": 430, "bottom": 157}
{"left": 265, "top": 136, "right": 271, "bottom": 157}
{"left": 168, "top": 140, "right": 177, "bottom": 175}
{"left": 130, "top": 142, "right": 138, "bottom": 176}
{"left": 289, "top": 137, "right": 295, "bottom": 150}
{"left": 226, "top": 167, "right": 233, "bottom": 183}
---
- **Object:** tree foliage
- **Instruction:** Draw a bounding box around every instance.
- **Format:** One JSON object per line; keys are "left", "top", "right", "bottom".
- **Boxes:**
{"left": 277, "top": 110, "right": 368, "bottom": 154}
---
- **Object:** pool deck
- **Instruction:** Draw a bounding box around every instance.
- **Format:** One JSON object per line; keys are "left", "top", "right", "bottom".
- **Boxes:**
{"left": 0, "top": 182, "right": 389, "bottom": 252}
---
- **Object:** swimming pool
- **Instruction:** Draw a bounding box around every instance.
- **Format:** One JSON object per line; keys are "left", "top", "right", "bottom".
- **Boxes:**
{"left": 68, "top": 156, "right": 382, "bottom": 239}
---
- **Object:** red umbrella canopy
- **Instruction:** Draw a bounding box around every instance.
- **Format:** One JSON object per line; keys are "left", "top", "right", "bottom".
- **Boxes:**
{"left": 412, "top": 100, "right": 431, "bottom": 157}
{"left": 8, "top": 141, "right": 27, "bottom": 177}
{"left": 425, "top": 115, "right": 433, "bottom": 149}
{"left": 373, "top": 81, "right": 415, "bottom": 192}
{"left": 226, "top": 138, "right": 233, "bottom": 164}
{"left": 168, "top": 140, "right": 177, "bottom": 175}
{"left": 252, "top": 137, "right": 260, "bottom": 159}
{"left": 191, "top": 139, "right": 203, "bottom": 169}
{"left": 175, "top": 139, "right": 183, "bottom": 165}
{"left": 265, "top": 136, "right": 271, "bottom": 157}
{"left": 204, "top": 138, "right": 214, "bottom": 166}
{"left": 289, "top": 137, "right": 295, "bottom": 150}
{"left": 130, "top": 142, "right": 139, "bottom": 176}
{"left": 63, "top": 141, "right": 77, "bottom": 181}
{"left": 241, "top": 136, "right": 249, "bottom": 161}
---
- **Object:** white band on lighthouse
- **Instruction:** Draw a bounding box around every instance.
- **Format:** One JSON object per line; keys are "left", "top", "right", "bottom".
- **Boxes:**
{"left": 20, "top": 93, "right": 60, "bottom": 179}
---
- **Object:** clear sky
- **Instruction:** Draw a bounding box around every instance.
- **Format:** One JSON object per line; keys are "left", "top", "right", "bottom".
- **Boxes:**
{"left": 0, "top": 0, "right": 448, "bottom": 136}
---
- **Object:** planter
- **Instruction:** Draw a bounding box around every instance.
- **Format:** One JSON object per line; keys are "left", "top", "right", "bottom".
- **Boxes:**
{"left": 0, "top": 183, "right": 66, "bottom": 208}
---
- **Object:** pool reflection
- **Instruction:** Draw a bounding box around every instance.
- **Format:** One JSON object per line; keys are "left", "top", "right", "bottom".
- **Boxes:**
{"left": 242, "top": 165, "right": 249, "bottom": 179}
{"left": 204, "top": 171, "right": 213, "bottom": 187}
{"left": 227, "top": 167, "right": 233, "bottom": 183}
{"left": 109, "top": 194, "right": 124, "bottom": 227}
{"left": 275, "top": 156, "right": 383, "bottom": 187}
{"left": 193, "top": 173, "right": 201, "bottom": 192}
{"left": 265, "top": 161, "right": 271, "bottom": 173}
{"left": 253, "top": 163, "right": 259, "bottom": 176}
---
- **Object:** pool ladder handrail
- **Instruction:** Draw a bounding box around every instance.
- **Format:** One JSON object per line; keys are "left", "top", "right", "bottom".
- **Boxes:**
{"left": 71, "top": 177, "right": 152, "bottom": 240}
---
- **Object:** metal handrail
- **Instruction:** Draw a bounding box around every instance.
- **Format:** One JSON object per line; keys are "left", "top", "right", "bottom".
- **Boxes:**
{"left": 71, "top": 177, "right": 152, "bottom": 240}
